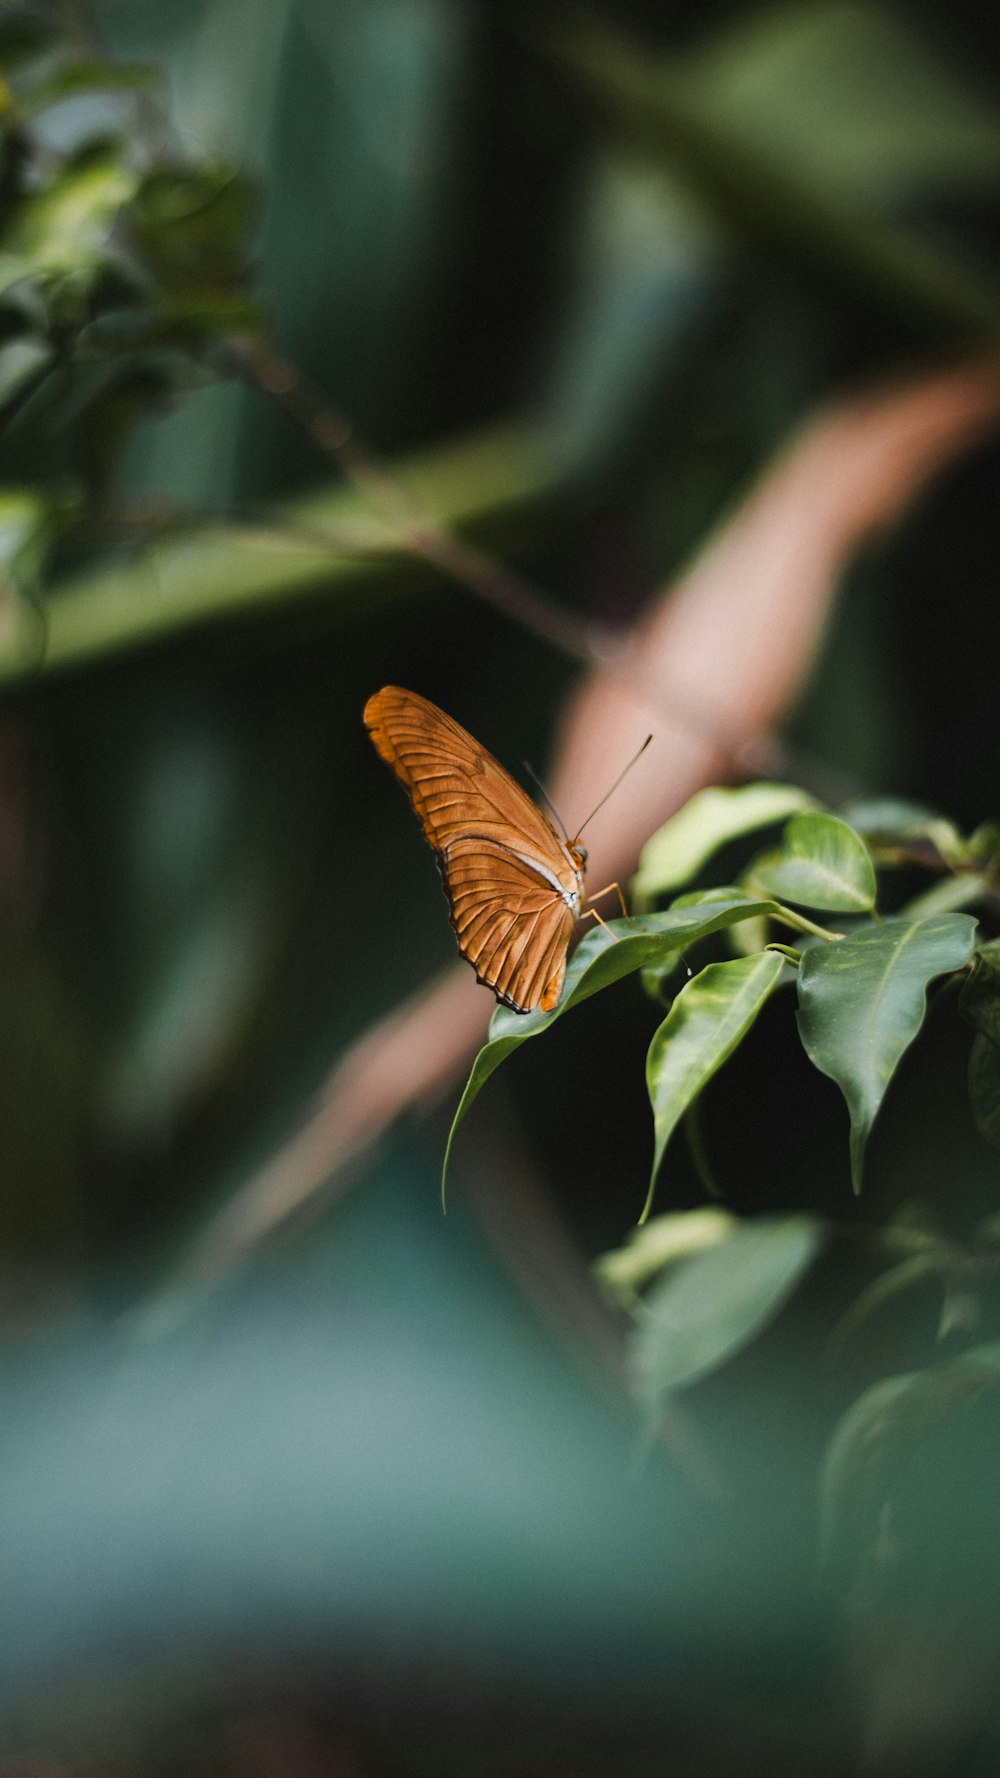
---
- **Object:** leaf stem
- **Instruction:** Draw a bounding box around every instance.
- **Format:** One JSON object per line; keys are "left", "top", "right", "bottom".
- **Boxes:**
{"left": 771, "top": 907, "right": 845, "bottom": 942}
{"left": 764, "top": 943, "right": 802, "bottom": 965}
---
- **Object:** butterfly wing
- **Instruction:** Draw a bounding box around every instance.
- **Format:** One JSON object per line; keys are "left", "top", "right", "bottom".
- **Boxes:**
{"left": 444, "top": 837, "right": 575, "bottom": 1013}
{"left": 364, "top": 685, "right": 567, "bottom": 860}
{"left": 364, "top": 686, "right": 582, "bottom": 1014}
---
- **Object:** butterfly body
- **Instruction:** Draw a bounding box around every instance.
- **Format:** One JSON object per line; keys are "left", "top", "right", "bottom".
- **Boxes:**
{"left": 364, "top": 686, "right": 585, "bottom": 1014}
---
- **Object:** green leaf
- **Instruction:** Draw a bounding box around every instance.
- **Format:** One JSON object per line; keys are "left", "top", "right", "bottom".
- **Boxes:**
{"left": 0, "top": 423, "right": 564, "bottom": 683}
{"left": 827, "top": 1252, "right": 947, "bottom": 1359}
{"left": 968, "top": 1031, "right": 1000, "bottom": 1149}
{"left": 821, "top": 1345, "right": 1000, "bottom": 1566}
{"left": 0, "top": 149, "right": 138, "bottom": 286}
{"left": 633, "top": 781, "right": 817, "bottom": 905}
{"left": 643, "top": 951, "right": 787, "bottom": 1222}
{"left": 900, "top": 872, "right": 988, "bottom": 919}
{"left": 634, "top": 1213, "right": 823, "bottom": 1413}
{"left": 967, "top": 820, "right": 1000, "bottom": 865}
{"left": 680, "top": 3, "right": 1000, "bottom": 215}
{"left": 594, "top": 1205, "right": 737, "bottom": 1306}
{"left": 442, "top": 895, "right": 780, "bottom": 1194}
{"left": 749, "top": 812, "right": 876, "bottom": 912}
{"left": 131, "top": 165, "right": 257, "bottom": 297}
{"left": 842, "top": 797, "right": 969, "bottom": 867}
{"left": 0, "top": 486, "right": 76, "bottom": 592}
{"left": 960, "top": 937, "right": 1000, "bottom": 1047}
{"left": 840, "top": 798, "right": 940, "bottom": 836}
{"left": 0, "top": 336, "right": 50, "bottom": 406}
{"left": 555, "top": 15, "right": 1000, "bottom": 347}
{"left": 796, "top": 914, "right": 977, "bottom": 1193}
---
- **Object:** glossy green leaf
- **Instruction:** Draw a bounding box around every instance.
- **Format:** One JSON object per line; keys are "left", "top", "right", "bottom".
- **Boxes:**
{"left": 821, "top": 1345, "right": 1000, "bottom": 1565}
{"left": 796, "top": 914, "right": 977, "bottom": 1193}
{"left": 634, "top": 1214, "right": 823, "bottom": 1413}
{"left": 443, "top": 895, "right": 779, "bottom": 1193}
{"left": 594, "top": 1206, "right": 737, "bottom": 1306}
{"left": 633, "top": 781, "right": 817, "bottom": 905}
{"left": 968, "top": 1032, "right": 1000, "bottom": 1149}
{"left": 643, "top": 951, "right": 787, "bottom": 1222}
{"left": 749, "top": 812, "right": 876, "bottom": 912}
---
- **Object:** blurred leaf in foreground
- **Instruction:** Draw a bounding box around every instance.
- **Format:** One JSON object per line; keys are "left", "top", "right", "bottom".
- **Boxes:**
{"left": 634, "top": 1213, "right": 824, "bottom": 1419}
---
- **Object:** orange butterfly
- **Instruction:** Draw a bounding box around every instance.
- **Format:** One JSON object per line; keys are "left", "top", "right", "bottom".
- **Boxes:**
{"left": 365, "top": 686, "right": 613, "bottom": 1015}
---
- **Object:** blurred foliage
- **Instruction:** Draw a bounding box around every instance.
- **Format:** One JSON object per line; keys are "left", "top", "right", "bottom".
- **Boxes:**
{"left": 2, "top": 1, "right": 1000, "bottom": 1775}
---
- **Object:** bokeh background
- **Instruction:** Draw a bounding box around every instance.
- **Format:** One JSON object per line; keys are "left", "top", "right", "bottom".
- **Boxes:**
{"left": 3, "top": 0, "right": 1000, "bottom": 1771}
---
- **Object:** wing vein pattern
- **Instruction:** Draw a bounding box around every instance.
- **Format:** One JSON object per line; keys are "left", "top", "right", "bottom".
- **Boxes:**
{"left": 364, "top": 686, "right": 583, "bottom": 1013}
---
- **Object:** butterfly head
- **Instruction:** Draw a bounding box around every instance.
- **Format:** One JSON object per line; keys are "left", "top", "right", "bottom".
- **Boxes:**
{"left": 569, "top": 841, "right": 587, "bottom": 873}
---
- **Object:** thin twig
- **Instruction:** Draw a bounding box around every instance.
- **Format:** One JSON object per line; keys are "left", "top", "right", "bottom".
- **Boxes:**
{"left": 227, "top": 333, "right": 857, "bottom": 804}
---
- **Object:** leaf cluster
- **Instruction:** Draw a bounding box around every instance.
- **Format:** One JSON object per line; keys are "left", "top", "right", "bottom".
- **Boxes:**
{"left": 450, "top": 788, "right": 1000, "bottom": 1211}
{"left": 0, "top": 17, "right": 262, "bottom": 599}
{"left": 449, "top": 785, "right": 1000, "bottom": 1486}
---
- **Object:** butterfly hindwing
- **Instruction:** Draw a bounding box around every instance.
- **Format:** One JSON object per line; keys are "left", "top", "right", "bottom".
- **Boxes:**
{"left": 443, "top": 837, "right": 575, "bottom": 1013}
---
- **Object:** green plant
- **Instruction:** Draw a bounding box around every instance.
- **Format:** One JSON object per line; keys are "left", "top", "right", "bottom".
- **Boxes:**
{"left": 448, "top": 784, "right": 1000, "bottom": 1478}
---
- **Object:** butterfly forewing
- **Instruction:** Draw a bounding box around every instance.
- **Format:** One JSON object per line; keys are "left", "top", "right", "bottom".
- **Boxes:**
{"left": 364, "top": 686, "right": 583, "bottom": 1014}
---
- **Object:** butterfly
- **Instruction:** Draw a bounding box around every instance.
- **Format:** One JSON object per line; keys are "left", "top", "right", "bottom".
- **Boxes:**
{"left": 365, "top": 685, "right": 610, "bottom": 1015}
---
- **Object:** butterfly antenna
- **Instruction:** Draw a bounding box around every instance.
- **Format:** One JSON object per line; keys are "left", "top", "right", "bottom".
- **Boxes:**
{"left": 523, "top": 759, "right": 570, "bottom": 843}
{"left": 572, "top": 734, "right": 653, "bottom": 842}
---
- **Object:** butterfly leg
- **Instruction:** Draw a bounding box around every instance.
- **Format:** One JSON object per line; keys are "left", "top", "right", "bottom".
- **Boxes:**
{"left": 579, "top": 904, "right": 619, "bottom": 941}
{"left": 585, "top": 881, "right": 633, "bottom": 923}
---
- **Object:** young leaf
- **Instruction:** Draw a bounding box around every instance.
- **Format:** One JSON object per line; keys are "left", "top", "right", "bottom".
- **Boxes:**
{"left": 443, "top": 895, "right": 779, "bottom": 1193}
{"left": 643, "top": 951, "right": 787, "bottom": 1221}
{"left": 634, "top": 1213, "right": 823, "bottom": 1414}
{"left": 748, "top": 812, "right": 876, "bottom": 912}
{"left": 796, "top": 913, "right": 977, "bottom": 1193}
{"left": 594, "top": 1205, "right": 736, "bottom": 1306}
{"left": 633, "top": 782, "right": 817, "bottom": 905}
